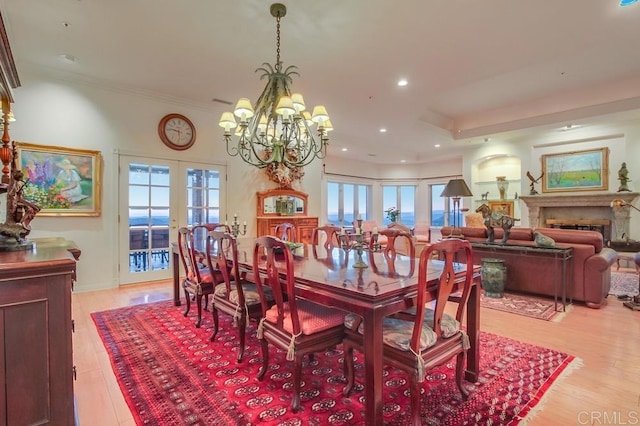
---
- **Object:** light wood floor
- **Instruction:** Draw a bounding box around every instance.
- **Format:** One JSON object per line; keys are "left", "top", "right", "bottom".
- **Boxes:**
{"left": 73, "top": 269, "right": 640, "bottom": 425}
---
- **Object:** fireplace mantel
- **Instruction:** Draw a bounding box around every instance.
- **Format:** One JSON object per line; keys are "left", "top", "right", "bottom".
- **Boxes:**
{"left": 520, "top": 192, "right": 640, "bottom": 238}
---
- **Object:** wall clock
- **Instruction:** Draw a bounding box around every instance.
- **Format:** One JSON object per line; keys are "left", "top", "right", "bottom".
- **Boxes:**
{"left": 158, "top": 113, "right": 196, "bottom": 150}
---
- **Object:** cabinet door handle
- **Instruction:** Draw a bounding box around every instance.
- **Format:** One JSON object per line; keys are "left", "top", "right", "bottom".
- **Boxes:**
{"left": 73, "top": 366, "right": 77, "bottom": 381}
{"left": 72, "top": 319, "right": 75, "bottom": 333}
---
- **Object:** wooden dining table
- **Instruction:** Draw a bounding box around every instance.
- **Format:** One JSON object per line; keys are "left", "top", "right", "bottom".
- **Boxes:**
{"left": 171, "top": 238, "right": 481, "bottom": 425}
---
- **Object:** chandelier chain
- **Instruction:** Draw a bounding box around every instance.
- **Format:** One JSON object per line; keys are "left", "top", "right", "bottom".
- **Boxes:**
{"left": 276, "top": 15, "right": 281, "bottom": 69}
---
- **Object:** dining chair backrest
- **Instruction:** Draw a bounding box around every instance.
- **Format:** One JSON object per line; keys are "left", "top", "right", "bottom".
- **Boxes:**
{"left": 192, "top": 223, "right": 231, "bottom": 248}
{"left": 177, "top": 226, "right": 202, "bottom": 282}
{"left": 311, "top": 225, "right": 341, "bottom": 251}
{"left": 205, "top": 230, "right": 243, "bottom": 305}
{"left": 253, "top": 235, "right": 299, "bottom": 330}
{"left": 376, "top": 227, "right": 415, "bottom": 261}
{"left": 416, "top": 238, "right": 474, "bottom": 334}
{"left": 274, "top": 222, "right": 296, "bottom": 242}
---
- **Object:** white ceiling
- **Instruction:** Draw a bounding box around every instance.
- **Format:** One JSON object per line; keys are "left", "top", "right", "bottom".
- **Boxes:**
{"left": 2, "top": 0, "right": 640, "bottom": 164}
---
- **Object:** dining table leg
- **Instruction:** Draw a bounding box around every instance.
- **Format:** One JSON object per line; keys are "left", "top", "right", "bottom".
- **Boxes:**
{"left": 362, "top": 308, "right": 385, "bottom": 424}
{"left": 172, "top": 248, "right": 181, "bottom": 306}
{"left": 465, "top": 275, "right": 481, "bottom": 382}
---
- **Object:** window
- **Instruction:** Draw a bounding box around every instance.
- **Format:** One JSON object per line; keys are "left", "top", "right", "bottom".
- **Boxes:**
{"left": 430, "top": 183, "right": 464, "bottom": 227}
{"left": 327, "top": 181, "right": 371, "bottom": 227}
{"left": 382, "top": 185, "right": 416, "bottom": 226}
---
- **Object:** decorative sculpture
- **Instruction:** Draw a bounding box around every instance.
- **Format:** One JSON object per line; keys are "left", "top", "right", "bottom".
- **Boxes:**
{"left": 476, "top": 203, "right": 519, "bottom": 244}
{"left": 526, "top": 171, "right": 544, "bottom": 195}
{"left": 0, "top": 142, "right": 41, "bottom": 244}
{"left": 481, "top": 191, "right": 489, "bottom": 200}
{"left": 617, "top": 162, "right": 631, "bottom": 192}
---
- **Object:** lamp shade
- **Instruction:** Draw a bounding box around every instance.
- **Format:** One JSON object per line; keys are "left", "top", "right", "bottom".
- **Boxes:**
{"left": 440, "top": 179, "right": 473, "bottom": 197}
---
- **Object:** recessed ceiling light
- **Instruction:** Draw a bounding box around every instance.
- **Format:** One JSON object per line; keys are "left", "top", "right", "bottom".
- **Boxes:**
{"left": 379, "top": 128, "right": 387, "bottom": 133}
{"left": 400, "top": 160, "right": 406, "bottom": 163}
{"left": 560, "top": 124, "right": 581, "bottom": 131}
{"left": 341, "top": 148, "right": 348, "bottom": 152}
{"left": 397, "top": 79, "right": 408, "bottom": 87}
{"left": 434, "top": 144, "right": 440, "bottom": 148}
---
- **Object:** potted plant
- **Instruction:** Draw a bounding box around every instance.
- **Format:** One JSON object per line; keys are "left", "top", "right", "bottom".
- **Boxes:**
{"left": 384, "top": 206, "right": 399, "bottom": 223}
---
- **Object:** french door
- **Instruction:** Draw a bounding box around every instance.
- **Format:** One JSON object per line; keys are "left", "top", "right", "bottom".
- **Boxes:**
{"left": 118, "top": 155, "right": 225, "bottom": 285}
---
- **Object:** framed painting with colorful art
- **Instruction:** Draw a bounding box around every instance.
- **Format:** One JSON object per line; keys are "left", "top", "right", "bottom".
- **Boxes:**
{"left": 541, "top": 147, "right": 609, "bottom": 193}
{"left": 15, "top": 142, "right": 102, "bottom": 216}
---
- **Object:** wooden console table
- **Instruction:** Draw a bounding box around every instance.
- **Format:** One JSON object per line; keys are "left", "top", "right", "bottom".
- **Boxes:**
{"left": 470, "top": 242, "right": 573, "bottom": 311}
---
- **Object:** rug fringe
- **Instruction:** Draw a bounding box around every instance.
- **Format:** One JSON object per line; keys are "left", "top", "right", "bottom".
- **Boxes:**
{"left": 551, "top": 303, "right": 574, "bottom": 323}
{"left": 518, "top": 356, "right": 584, "bottom": 425}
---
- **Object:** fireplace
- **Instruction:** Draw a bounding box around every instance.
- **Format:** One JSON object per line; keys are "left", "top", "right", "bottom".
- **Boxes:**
{"left": 519, "top": 192, "right": 640, "bottom": 244}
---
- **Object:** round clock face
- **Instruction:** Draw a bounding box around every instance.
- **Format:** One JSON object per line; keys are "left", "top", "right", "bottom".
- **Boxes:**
{"left": 158, "top": 113, "right": 196, "bottom": 150}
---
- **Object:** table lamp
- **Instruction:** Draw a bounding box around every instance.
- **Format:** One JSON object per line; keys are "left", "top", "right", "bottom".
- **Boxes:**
{"left": 441, "top": 178, "right": 473, "bottom": 238}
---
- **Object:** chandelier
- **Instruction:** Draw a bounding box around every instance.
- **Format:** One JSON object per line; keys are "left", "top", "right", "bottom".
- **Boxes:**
{"left": 218, "top": 3, "right": 331, "bottom": 170}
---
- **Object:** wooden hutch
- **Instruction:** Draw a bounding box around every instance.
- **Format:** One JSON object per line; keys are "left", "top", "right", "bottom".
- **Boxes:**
{"left": 256, "top": 189, "right": 318, "bottom": 244}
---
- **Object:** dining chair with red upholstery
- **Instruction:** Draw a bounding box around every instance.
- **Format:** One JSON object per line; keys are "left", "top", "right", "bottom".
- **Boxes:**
{"left": 273, "top": 222, "right": 296, "bottom": 242}
{"left": 343, "top": 238, "right": 474, "bottom": 425}
{"left": 206, "top": 230, "right": 273, "bottom": 362}
{"left": 311, "top": 225, "right": 341, "bottom": 251}
{"left": 252, "top": 235, "right": 346, "bottom": 412}
{"left": 177, "top": 226, "right": 224, "bottom": 327}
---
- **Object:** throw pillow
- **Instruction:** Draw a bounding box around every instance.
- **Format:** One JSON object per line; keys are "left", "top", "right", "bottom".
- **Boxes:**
{"left": 534, "top": 231, "right": 555, "bottom": 247}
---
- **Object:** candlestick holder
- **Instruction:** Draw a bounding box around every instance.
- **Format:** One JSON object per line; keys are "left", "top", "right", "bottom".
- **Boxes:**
{"left": 230, "top": 214, "right": 247, "bottom": 238}
{"left": 338, "top": 218, "right": 382, "bottom": 268}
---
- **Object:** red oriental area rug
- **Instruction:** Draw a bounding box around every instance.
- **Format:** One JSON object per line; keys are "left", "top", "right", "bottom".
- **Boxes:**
{"left": 92, "top": 300, "right": 579, "bottom": 425}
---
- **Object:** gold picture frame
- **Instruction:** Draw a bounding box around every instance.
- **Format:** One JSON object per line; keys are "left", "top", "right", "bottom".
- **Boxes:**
{"left": 541, "top": 147, "right": 609, "bottom": 193}
{"left": 488, "top": 200, "right": 514, "bottom": 217}
{"left": 15, "top": 142, "right": 102, "bottom": 216}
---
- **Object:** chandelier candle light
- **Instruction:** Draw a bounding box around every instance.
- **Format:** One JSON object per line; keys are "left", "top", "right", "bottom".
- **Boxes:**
{"left": 218, "top": 3, "right": 331, "bottom": 171}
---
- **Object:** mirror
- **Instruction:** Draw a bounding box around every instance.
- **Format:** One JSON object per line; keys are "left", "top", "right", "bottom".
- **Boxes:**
{"left": 257, "top": 189, "right": 308, "bottom": 217}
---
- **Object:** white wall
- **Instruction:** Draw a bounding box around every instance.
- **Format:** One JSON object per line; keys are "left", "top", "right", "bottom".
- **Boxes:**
{"left": 9, "top": 70, "right": 320, "bottom": 291}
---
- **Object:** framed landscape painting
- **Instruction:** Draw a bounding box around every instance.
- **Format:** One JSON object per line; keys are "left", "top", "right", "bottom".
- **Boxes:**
{"left": 541, "top": 147, "right": 608, "bottom": 193}
{"left": 15, "top": 142, "right": 102, "bottom": 216}
{"left": 488, "top": 200, "right": 514, "bottom": 217}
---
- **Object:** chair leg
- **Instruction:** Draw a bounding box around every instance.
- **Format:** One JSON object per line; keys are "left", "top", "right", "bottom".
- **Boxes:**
{"left": 258, "top": 339, "right": 270, "bottom": 380}
{"left": 183, "top": 289, "right": 191, "bottom": 317}
{"left": 209, "top": 305, "right": 219, "bottom": 341}
{"left": 409, "top": 375, "right": 422, "bottom": 426}
{"left": 456, "top": 351, "right": 469, "bottom": 400}
{"left": 291, "top": 355, "right": 303, "bottom": 412}
{"left": 342, "top": 344, "right": 355, "bottom": 396}
{"left": 195, "top": 294, "right": 203, "bottom": 328}
{"left": 236, "top": 315, "right": 246, "bottom": 363}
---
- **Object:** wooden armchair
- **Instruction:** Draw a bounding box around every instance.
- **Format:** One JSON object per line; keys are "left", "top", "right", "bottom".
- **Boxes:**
{"left": 343, "top": 238, "right": 474, "bottom": 425}
{"left": 253, "top": 236, "right": 346, "bottom": 412}
{"left": 274, "top": 222, "right": 296, "bottom": 242}
{"left": 206, "top": 230, "right": 272, "bottom": 362}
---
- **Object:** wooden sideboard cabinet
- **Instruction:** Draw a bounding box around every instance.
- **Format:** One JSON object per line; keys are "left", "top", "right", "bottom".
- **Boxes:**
{"left": 256, "top": 216, "right": 319, "bottom": 244}
{"left": 0, "top": 239, "right": 80, "bottom": 425}
{"left": 256, "top": 189, "right": 318, "bottom": 244}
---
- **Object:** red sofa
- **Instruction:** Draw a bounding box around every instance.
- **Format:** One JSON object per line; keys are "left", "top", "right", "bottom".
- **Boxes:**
{"left": 441, "top": 226, "right": 618, "bottom": 308}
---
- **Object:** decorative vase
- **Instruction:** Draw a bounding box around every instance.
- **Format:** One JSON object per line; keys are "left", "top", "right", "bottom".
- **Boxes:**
{"left": 496, "top": 176, "right": 509, "bottom": 200}
{"left": 481, "top": 258, "right": 507, "bottom": 298}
